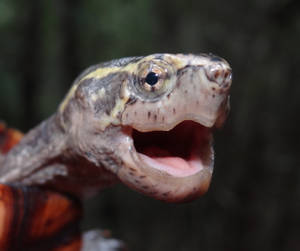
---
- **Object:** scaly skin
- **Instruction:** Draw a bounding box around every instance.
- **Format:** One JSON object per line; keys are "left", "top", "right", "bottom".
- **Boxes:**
{"left": 0, "top": 53, "right": 232, "bottom": 202}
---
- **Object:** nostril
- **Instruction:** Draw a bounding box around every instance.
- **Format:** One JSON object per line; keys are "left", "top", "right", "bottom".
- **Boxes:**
{"left": 214, "top": 71, "right": 220, "bottom": 79}
{"left": 205, "top": 63, "right": 232, "bottom": 88}
{"left": 224, "top": 69, "right": 233, "bottom": 88}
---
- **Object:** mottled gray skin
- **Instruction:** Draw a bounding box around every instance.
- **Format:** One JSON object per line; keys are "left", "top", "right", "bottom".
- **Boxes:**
{"left": 0, "top": 53, "right": 232, "bottom": 202}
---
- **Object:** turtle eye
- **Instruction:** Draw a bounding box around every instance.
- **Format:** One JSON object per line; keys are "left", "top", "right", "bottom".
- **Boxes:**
{"left": 145, "top": 72, "right": 159, "bottom": 86}
{"left": 134, "top": 59, "right": 176, "bottom": 100}
{"left": 142, "top": 70, "right": 164, "bottom": 92}
{"left": 140, "top": 67, "right": 165, "bottom": 92}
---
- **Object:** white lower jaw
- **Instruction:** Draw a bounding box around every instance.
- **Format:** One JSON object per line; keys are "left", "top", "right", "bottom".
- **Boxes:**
{"left": 138, "top": 153, "right": 205, "bottom": 178}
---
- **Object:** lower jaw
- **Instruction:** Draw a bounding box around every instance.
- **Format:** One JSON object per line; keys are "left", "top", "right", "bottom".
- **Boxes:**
{"left": 118, "top": 150, "right": 214, "bottom": 202}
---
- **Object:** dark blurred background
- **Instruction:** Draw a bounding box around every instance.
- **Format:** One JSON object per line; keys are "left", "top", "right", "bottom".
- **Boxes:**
{"left": 0, "top": 0, "right": 299, "bottom": 250}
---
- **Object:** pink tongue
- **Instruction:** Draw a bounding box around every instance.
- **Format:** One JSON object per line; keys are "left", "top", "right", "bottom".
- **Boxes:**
{"left": 154, "top": 157, "right": 191, "bottom": 170}
{"left": 139, "top": 154, "right": 202, "bottom": 177}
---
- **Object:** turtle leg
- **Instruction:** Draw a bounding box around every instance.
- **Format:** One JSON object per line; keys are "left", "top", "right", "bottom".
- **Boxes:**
{"left": 82, "top": 229, "right": 126, "bottom": 251}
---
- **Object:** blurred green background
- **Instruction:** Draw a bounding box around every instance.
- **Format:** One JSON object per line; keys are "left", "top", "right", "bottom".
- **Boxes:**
{"left": 0, "top": 0, "right": 299, "bottom": 250}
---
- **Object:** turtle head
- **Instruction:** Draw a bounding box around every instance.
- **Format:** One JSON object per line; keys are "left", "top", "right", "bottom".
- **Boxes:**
{"left": 58, "top": 53, "right": 232, "bottom": 202}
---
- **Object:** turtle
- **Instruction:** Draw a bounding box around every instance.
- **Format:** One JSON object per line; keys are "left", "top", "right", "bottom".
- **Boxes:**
{"left": 0, "top": 53, "right": 232, "bottom": 250}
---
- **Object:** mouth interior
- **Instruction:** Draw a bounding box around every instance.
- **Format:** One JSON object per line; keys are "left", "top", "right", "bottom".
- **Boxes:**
{"left": 132, "top": 121, "right": 212, "bottom": 177}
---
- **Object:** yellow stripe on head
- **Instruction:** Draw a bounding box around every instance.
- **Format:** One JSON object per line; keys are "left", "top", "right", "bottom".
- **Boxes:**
{"left": 58, "top": 54, "right": 182, "bottom": 115}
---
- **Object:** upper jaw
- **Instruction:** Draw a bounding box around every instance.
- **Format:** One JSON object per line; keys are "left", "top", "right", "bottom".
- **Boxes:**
{"left": 121, "top": 62, "right": 231, "bottom": 132}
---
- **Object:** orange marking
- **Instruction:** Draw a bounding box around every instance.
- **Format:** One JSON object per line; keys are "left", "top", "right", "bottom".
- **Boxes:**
{"left": 0, "top": 123, "right": 23, "bottom": 154}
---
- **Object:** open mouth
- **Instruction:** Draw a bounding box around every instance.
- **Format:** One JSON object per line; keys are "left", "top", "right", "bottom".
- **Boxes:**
{"left": 132, "top": 121, "right": 213, "bottom": 177}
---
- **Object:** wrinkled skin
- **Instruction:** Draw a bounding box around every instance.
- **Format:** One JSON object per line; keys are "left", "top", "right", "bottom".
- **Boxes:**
{"left": 0, "top": 53, "right": 232, "bottom": 202}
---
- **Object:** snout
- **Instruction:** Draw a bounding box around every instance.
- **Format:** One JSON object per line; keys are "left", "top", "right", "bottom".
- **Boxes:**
{"left": 205, "top": 62, "right": 232, "bottom": 89}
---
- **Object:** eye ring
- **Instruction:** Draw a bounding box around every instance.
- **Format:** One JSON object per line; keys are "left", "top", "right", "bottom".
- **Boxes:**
{"left": 145, "top": 72, "right": 159, "bottom": 86}
{"left": 133, "top": 59, "right": 176, "bottom": 100}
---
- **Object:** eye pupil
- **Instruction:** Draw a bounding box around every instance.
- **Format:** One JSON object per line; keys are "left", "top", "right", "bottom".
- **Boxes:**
{"left": 145, "top": 72, "right": 159, "bottom": 86}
